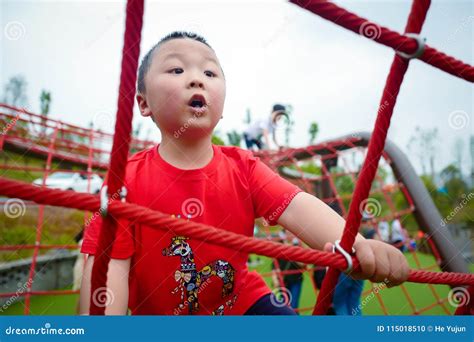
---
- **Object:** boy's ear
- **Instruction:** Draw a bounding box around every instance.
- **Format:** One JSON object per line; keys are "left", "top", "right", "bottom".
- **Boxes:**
{"left": 136, "top": 93, "right": 152, "bottom": 117}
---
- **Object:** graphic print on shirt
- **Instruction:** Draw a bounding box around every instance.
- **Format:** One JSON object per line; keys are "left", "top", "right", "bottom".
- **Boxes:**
{"left": 162, "top": 236, "right": 237, "bottom": 315}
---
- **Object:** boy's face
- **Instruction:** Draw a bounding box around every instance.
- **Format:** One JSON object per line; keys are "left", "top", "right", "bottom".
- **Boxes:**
{"left": 137, "top": 38, "right": 226, "bottom": 140}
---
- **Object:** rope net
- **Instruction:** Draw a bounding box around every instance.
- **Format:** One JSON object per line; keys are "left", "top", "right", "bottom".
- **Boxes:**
{"left": 0, "top": 0, "right": 473, "bottom": 315}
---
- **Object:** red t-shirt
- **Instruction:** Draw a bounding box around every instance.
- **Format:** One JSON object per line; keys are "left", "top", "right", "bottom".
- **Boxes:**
{"left": 81, "top": 144, "right": 302, "bottom": 315}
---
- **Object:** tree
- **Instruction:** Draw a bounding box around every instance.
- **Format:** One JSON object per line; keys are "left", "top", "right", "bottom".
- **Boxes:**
{"left": 452, "top": 137, "right": 465, "bottom": 176}
{"left": 308, "top": 121, "right": 319, "bottom": 145}
{"left": 441, "top": 163, "right": 461, "bottom": 182}
{"left": 244, "top": 108, "right": 252, "bottom": 124}
{"left": 212, "top": 131, "right": 225, "bottom": 146}
{"left": 39, "top": 90, "right": 52, "bottom": 135}
{"left": 470, "top": 135, "right": 474, "bottom": 188}
{"left": 39, "top": 90, "right": 51, "bottom": 115}
{"left": 212, "top": 135, "right": 225, "bottom": 146}
{"left": 3, "top": 75, "right": 28, "bottom": 108}
{"left": 226, "top": 130, "right": 241, "bottom": 147}
{"left": 407, "top": 126, "right": 439, "bottom": 179}
{"left": 133, "top": 122, "right": 143, "bottom": 138}
{"left": 440, "top": 164, "right": 468, "bottom": 202}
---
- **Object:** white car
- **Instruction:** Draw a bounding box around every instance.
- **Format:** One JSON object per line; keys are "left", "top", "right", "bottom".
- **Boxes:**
{"left": 33, "top": 172, "right": 103, "bottom": 194}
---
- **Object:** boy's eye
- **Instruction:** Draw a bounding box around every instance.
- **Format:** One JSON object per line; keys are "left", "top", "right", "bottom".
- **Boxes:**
{"left": 204, "top": 70, "right": 216, "bottom": 78}
{"left": 170, "top": 68, "right": 183, "bottom": 74}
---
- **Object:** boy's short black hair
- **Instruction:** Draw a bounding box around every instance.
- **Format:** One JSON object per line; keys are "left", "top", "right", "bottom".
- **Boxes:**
{"left": 137, "top": 31, "right": 213, "bottom": 95}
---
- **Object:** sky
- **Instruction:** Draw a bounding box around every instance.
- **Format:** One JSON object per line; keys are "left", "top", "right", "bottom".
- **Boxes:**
{"left": 1, "top": 0, "right": 473, "bottom": 177}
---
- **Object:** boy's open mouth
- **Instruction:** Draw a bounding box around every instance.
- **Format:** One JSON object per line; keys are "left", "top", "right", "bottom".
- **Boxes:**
{"left": 188, "top": 94, "right": 207, "bottom": 109}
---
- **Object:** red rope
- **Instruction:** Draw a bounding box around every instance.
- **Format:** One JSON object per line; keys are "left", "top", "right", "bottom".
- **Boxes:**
{"left": 313, "top": 0, "right": 431, "bottom": 315}
{"left": 290, "top": 0, "right": 474, "bottom": 82}
{"left": 1, "top": 177, "right": 473, "bottom": 288}
{"left": 89, "top": 0, "right": 144, "bottom": 315}
{"left": 1, "top": 0, "right": 472, "bottom": 317}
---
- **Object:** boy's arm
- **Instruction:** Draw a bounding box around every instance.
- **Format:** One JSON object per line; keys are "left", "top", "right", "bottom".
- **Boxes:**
{"left": 79, "top": 255, "right": 131, "bottom": 315}
{"left": 277, "top": 192, "right": 409, "bottom": 286}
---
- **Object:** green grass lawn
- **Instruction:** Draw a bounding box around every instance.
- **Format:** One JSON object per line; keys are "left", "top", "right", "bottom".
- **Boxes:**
{"left": 249, "top": 252, "right": 468, "bottom": 316}
{"left": 0, "top": 287, "right": 79, "bottom": 315}
{"left": 1, "top": 252, "right": 469, "bottom": 316}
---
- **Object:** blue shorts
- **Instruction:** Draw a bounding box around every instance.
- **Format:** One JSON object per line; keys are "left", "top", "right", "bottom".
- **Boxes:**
{"left": 244, "top": 293, "right": 297, "bottom": 315}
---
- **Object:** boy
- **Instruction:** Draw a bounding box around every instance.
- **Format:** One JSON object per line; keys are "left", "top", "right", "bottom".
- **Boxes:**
{"left": 80, "top": 31, "right": 409, "bottom": 315}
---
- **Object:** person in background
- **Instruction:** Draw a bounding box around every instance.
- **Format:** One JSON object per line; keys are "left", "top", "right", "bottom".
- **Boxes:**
{"left": 377, "top": 219, "right": 390, "bottom": 242}
{"left": 390, "top": 217, "right": 407, "bottom": 252}
{"left": 270, "top": 232, "right": 303, "bottom": 310}
{"left": 243, "top": 104, "right": 286, "bottom": 151}
{"left": 332, "top": 215, "right": 376, "bottom": 315}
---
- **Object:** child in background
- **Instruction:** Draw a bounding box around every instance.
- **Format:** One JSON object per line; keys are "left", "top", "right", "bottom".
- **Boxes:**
{"left": 243, "top": 104, "right": 286, "bottom": 151}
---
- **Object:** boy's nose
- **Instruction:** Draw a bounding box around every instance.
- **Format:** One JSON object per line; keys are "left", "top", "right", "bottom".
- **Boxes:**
{"left": 188, "top": 78, "right": 204, "bottom": 89}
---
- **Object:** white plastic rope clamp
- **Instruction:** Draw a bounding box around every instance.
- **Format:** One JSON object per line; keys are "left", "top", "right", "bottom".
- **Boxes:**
{"left": 396, "top": 33, "right": 426, "bottom": 60}
{"left": 333, "top": 239, "right": 356, "bottom": 274}
{"left": 100, "top": 185, "right": 127, "bottom": 217}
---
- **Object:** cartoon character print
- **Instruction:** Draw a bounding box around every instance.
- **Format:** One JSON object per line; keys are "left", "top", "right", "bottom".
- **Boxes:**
{"left": 212, "top": 295, "right": 238, "bottom": 316}
{"left": 162, "top": 236, "right": 237, "bottom": 315}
